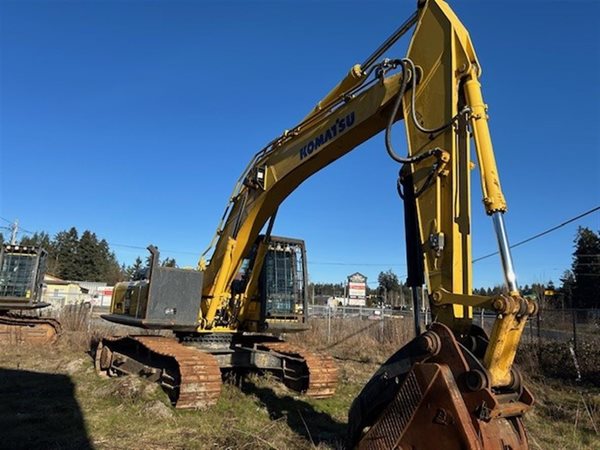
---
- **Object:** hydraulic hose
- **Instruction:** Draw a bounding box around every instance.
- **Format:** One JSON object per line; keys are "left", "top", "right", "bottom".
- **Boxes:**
{"left": 385, "top": 59, "right": 439, "bottom": 165}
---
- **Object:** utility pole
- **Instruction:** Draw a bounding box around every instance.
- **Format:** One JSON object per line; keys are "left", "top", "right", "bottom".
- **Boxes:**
{"left": 10, "top": 219, "right": 19, "bottom": 245}
{"left": 400, "top": 282, "right": 405, "bottom": 309}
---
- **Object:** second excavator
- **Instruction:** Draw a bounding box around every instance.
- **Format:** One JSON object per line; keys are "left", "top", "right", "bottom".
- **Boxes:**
{"left": 98, "top": 1, "right": 536, "bottom": 448}
{"left": 0, "top": 243, "right": 61, "bottom": 344}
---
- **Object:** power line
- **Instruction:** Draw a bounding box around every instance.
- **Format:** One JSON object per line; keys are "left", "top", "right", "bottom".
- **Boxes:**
{"left": 473, "top": 206, "right": 600, "bottom": 263}
{"left": 309, "top": 261, "right": 405, "bottom": 267}
{"left": 4, "top": 205, "right": 599, "bottom": 266}
{"left": 0, "top": 217, "right": 33, "bottom": 236}
{"left": 109, "top": 242, "right": 198, "bottom": 256}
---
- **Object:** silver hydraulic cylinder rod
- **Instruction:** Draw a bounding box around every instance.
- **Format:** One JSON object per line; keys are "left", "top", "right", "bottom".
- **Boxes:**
{"left": 491, "top": 212, "right": 518, "bottom": 293}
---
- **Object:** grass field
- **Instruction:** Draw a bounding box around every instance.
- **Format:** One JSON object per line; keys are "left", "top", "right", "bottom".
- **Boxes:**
{"left": 0, "top": 315, "right": 598, "bottom": 449}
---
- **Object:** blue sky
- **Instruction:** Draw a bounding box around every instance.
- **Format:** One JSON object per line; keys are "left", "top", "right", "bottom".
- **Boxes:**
{"left": 1, "top": 0, "right": 598, "bottom": 288}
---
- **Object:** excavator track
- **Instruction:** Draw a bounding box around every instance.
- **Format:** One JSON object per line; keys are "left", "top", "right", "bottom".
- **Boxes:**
{"left": 258, "top": 341, "right": 338, "bottom": 398}
{"left": 0, "top": 313, "right": 62, "bottom": 345}
{"left": 95, "top": 335, "right": 222, "bottom": 409}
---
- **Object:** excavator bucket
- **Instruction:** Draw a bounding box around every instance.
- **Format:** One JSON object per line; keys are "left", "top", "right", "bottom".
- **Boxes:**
{"left": 347, "top": 323, "right": 533, "bottom": 450}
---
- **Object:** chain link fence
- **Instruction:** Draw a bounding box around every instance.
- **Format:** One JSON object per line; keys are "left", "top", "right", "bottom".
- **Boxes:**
{"left": 306, "top": 304, "right": 428, "bottom": 345}
{"left": 306, "top": 304, "right": 600, "bottom": 384}
{"left": 475, "top": 308, "right": 600, "bottom": 348}
{"left": 308, "top": 305, "right": 600, "bottom": 345}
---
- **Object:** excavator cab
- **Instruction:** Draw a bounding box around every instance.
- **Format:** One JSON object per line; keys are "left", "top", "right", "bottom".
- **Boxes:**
{"left": 257, "top": 236, "right": 308, "bottom": 331}
{"left": 0, "top": 244, "right": 48, "bottom": 311}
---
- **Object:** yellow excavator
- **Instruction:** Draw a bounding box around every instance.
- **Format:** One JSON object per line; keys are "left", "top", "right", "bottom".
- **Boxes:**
{"left": 97, "top": 1, "right": 536, "bottom": 448}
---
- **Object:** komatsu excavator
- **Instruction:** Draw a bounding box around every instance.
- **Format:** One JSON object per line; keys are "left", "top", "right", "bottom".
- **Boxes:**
{"left": 97, "top": 1, "right": 536, "bottom": 448}
{"left": 0, "top": 244, "right": 61, "bottom": 344}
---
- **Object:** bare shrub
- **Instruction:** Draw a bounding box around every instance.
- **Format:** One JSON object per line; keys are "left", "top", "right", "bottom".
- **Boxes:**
{"left": 517, "top": 340, "right": 600, "bottom": 386}
{"left": 59, "top": 303, "right": 92, "bottom": 332}
{"left": 288, "top": 317, "right": 413, "bottom": 363}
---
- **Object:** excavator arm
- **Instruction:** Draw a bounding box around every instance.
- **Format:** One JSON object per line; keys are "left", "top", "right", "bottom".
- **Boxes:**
{"left": 400, "top": 0, "right": 536, "bottom": 388}
{"left": 345, "top": 1, "right": 536, "bottom": 448}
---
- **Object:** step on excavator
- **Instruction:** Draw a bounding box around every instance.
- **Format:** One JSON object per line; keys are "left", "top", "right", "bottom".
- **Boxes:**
{"left": 97, "top": 1, "right": 536, "bottom": 448}
{"left": 0, "top": 244, "right": 61, "bottom": 344}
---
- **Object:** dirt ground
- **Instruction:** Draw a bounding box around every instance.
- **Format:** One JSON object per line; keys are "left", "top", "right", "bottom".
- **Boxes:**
{"left": 0, "top": 318, "right": 598, "bottom": 450}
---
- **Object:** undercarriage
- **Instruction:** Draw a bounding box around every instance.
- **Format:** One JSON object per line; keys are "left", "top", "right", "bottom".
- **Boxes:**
{"left": 0, "top": 312, "right": 62, "bottom": 345}
{"left": 95, "top": 332, "right": 338, "bottom": 408}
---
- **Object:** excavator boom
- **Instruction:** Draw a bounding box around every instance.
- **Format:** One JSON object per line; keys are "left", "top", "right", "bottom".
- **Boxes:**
{"left": 348, "top": 1, "right": 535, "bottom": 448}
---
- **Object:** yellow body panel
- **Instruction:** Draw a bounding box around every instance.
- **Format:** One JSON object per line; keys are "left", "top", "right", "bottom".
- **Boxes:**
{"left": 110, "top": 280, "right": 149, "bottom": 318}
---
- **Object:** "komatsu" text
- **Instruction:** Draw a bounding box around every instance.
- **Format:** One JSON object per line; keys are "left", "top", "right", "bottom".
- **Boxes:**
{"left": 299, "top": 112, "right": 356, "bottom": 160}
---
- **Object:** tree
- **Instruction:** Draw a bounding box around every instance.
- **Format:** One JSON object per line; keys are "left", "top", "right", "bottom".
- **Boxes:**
{"left": 311, "top": 282, "right": 344, "bottom": 297}
{"left": 559, "top": 270, "right": 575, "bottom": 308}
{"left": 531, "top": 283, "right": 547, "bottom": 309}
{"left": 20, "top": 231, "right": 52, "bottom": 250}
{"left": 53, "top": 227, "right": 80, "bottom": 279}
{"left": 98, "top": 239, "right": 124, "bottom": 284}
{"left": 377, "top": 269, "right": 401, "bottom": 306}
{"left": 77, "top": 230, "right": 102, "bottom": 280}
{"left": 570, "top": 227, "right": 600, "bottom": 308}
{"left": 161, "top": 257, "right": 177, "bottom": 268}
{"left": 126, "top": 257, "right": 144, "bottom": 280}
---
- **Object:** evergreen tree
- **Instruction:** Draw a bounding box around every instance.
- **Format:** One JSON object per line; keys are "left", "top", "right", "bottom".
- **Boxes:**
{"left": 99, "top": 239, "right": 123, "bottom": 284}
{"left": 19, "top": 231, "right": 52, "bottom": 250}
{"left": 77, "top": 230, "right": 102, "bottom": 280}
{"left": 126, "top": 257, "right": 144, "bottom": 280}
{"left": 559, "top": 270, "right": 575, "bottom": 308}
{"left": 161, "top": 257, "right": 177, "bottom": 268}
{"left": 571, "top": 227, "right": 600, "bottom": 308}
{"left": 312, "top": 282, "right": 344, "bottom": 297}
{"left": 377, "top": 269, "right": 401, "bottom": 305}
{"left": 54, "top": 227, "right": 79, "bottom": 279}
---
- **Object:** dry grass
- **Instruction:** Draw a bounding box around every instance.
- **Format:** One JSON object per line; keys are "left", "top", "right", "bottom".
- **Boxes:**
{"left": 524, "top": 377, "right": 600, "bottom": 450}
{"left": 286, "top": 316, "right": 414, "bottom": 364}
{"left": 0, "top": 313, "right": 598, "bottom": 449}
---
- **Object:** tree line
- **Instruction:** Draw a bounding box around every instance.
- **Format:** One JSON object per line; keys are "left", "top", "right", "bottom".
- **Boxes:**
{"left": 0, "top": 228, "right": 177, "bottom": 285}
{"left": 473, "top": 227, "right": 599, "bottom": 309}
{"left": 1, "top": 225, "right": 597, "bottom": 307}
{"left": 373, "top": 227, "right": 599, "bottom": 310}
